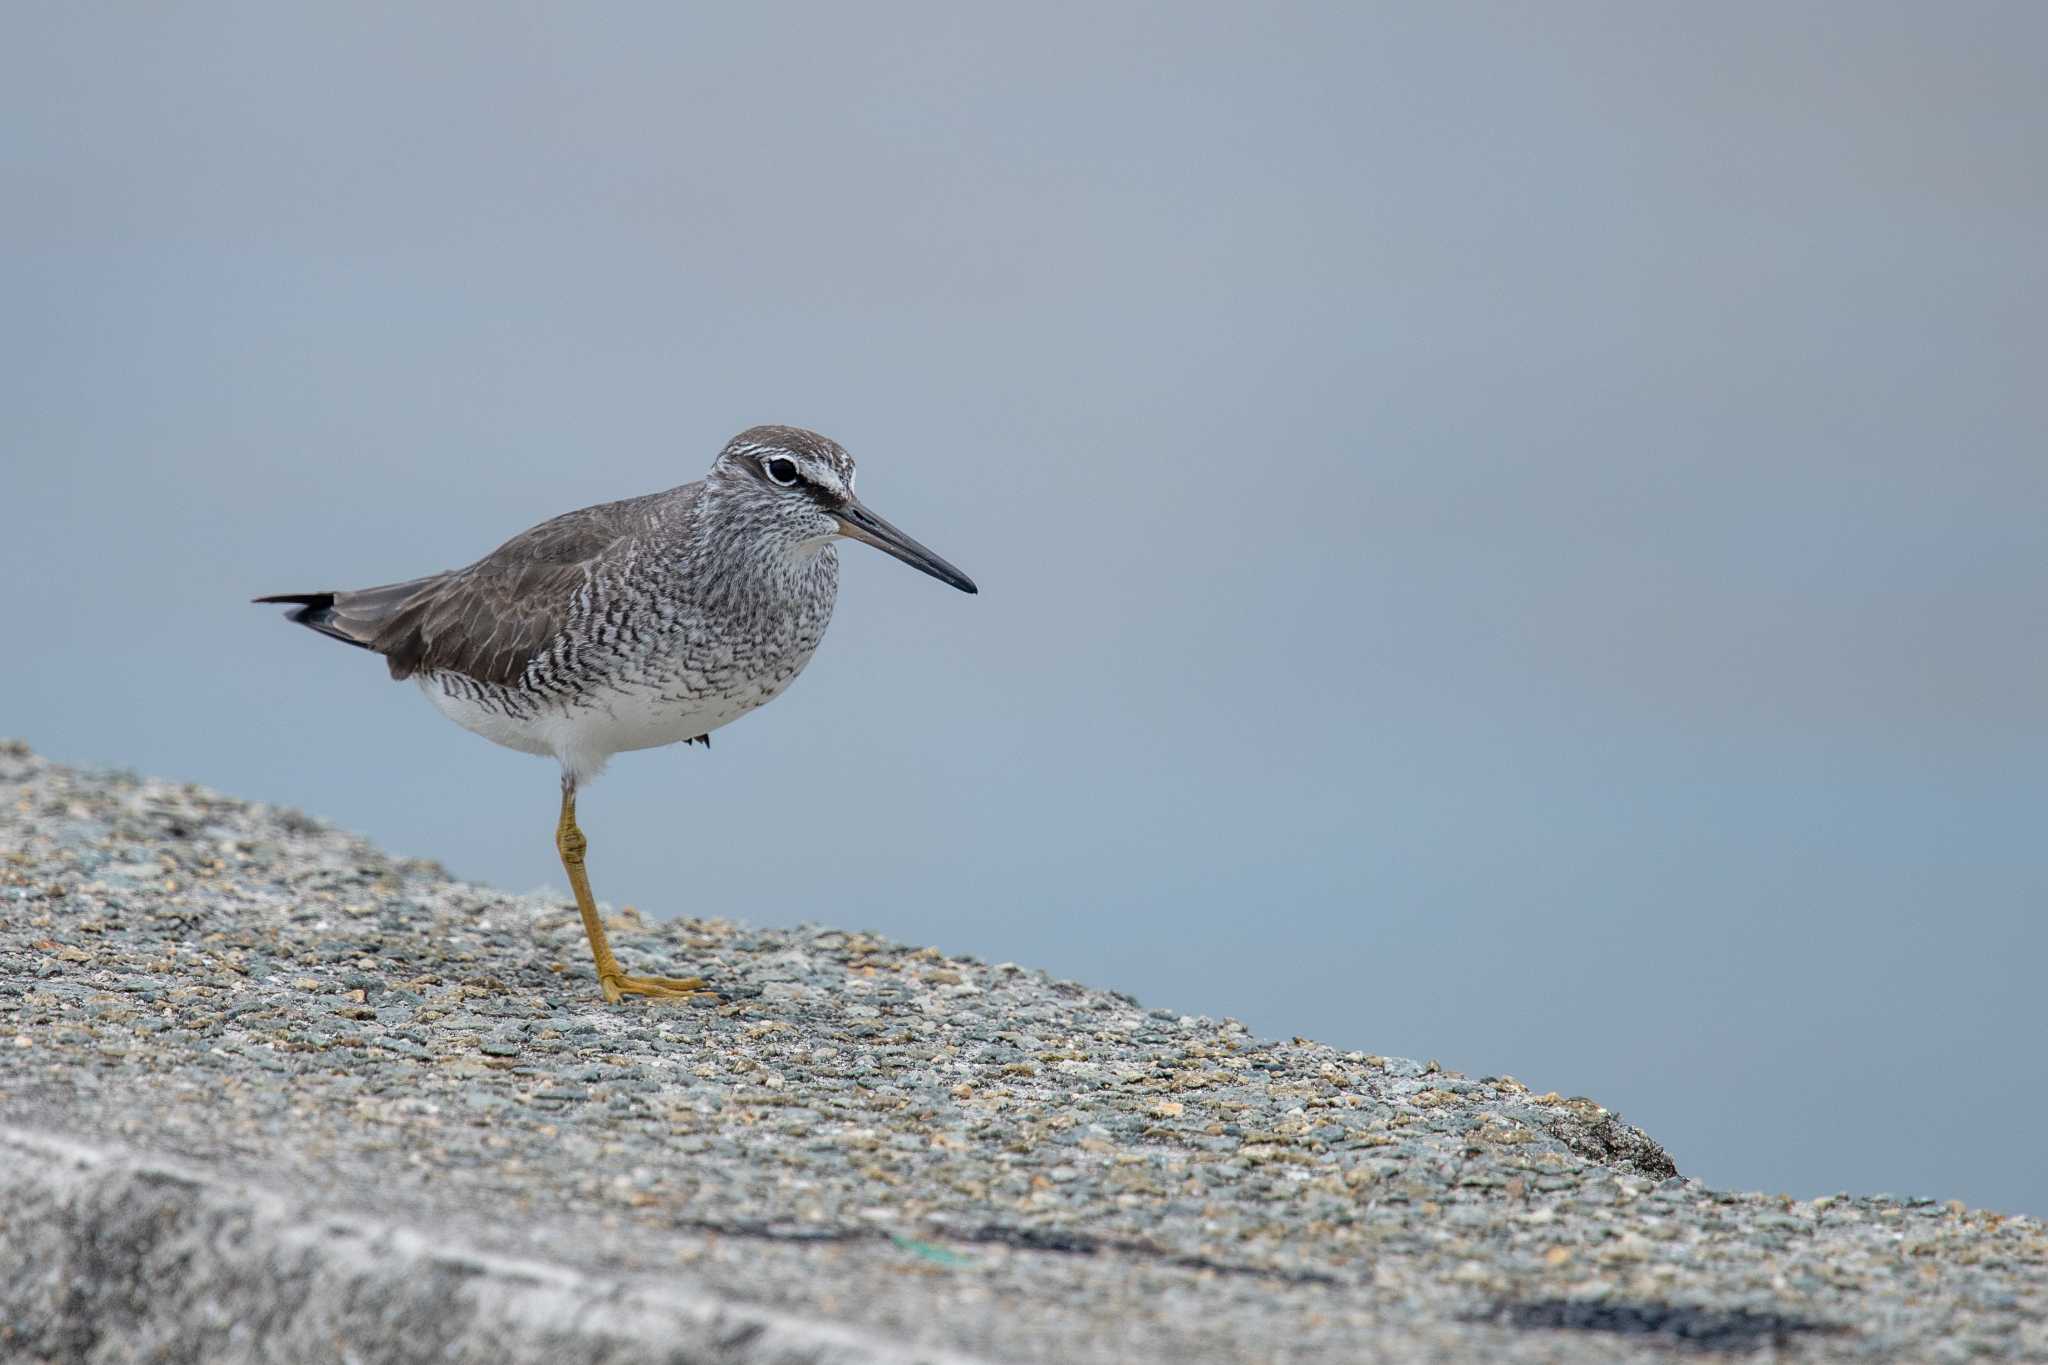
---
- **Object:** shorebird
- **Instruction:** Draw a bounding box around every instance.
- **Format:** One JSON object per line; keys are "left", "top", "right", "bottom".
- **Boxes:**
{"left": 257, "top": 425, "right": 975, "bottom": 1003}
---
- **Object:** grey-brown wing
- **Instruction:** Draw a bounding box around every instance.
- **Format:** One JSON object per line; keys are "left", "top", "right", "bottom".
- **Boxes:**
{"left": 367, "top": 497, "right": 649, "bottom": 686}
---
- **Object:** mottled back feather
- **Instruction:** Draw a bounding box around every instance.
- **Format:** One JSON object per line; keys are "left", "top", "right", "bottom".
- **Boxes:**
{"left": 276, "top": 491, "right": 678, "bottom": 686}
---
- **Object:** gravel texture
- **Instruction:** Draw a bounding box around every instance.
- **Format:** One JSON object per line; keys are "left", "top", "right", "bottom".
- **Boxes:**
{"left": 2, "top": 740, "right": 2043, "bottom": 1363}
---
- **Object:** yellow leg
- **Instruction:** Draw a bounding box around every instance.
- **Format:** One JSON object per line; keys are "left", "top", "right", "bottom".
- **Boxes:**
{"left": 555, "top": 784, "right": 706, "bottom": 1004}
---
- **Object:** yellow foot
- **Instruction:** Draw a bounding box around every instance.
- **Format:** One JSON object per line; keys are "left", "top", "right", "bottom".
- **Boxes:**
{"left": 598, "top": 972, "right": 711, "bottom": 1005}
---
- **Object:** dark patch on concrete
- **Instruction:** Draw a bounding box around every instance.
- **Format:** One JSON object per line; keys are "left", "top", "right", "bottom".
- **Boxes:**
{"left": 1477, "top": 1299, "right": 1847, "bottom": 1353}
{"left": 622, "top": 1215, "right": 1348, "bottom": 1288}
{"left": 941, "top": 1223, "right": 1348, "bottom": 1287}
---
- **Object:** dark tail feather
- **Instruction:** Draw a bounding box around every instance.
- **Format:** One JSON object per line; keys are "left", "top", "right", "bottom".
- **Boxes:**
{"left": 253, "top": 591, "right": 379, "bottom": 650}
{"left": 255, "top": 575, "right": 444, "bottom": 657}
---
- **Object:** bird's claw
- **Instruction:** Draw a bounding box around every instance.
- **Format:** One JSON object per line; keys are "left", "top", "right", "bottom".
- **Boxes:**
{"left": 599, "top": 972, "right": 713, "bottom": 1004}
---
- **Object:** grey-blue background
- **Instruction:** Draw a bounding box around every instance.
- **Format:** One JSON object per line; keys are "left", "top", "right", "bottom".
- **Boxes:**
{"left": 6, "top": 5, "right": 2044, "bottom": 1215}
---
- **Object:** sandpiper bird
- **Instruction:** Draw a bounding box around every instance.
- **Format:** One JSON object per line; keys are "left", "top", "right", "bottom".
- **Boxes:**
{"left": 257, "top": 425, "right": 975, "bottom": 1003}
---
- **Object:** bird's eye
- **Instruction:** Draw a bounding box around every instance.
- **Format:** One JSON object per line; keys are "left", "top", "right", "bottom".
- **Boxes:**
{"left": 764, "top": 457, "right": 800, "bottom": 487}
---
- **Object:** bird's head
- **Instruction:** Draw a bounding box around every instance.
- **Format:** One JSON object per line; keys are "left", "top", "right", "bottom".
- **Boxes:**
{"left": 708, "top": 425, "right": 977, "bottom": 593}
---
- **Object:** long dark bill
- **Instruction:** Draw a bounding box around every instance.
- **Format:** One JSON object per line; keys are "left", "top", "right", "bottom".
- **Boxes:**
{"left": 835, "top": 498, "right": 979, "bottom": 594}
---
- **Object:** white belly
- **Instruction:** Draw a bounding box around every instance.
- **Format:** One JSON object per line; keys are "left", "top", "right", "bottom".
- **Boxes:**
{"left": 415, "top": 671, "right": 788, "bottom": 784}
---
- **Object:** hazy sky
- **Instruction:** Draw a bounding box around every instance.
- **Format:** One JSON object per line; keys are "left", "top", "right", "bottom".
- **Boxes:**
{"left": 5, "top": 4, "right": 2045, "bottom": 1215}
